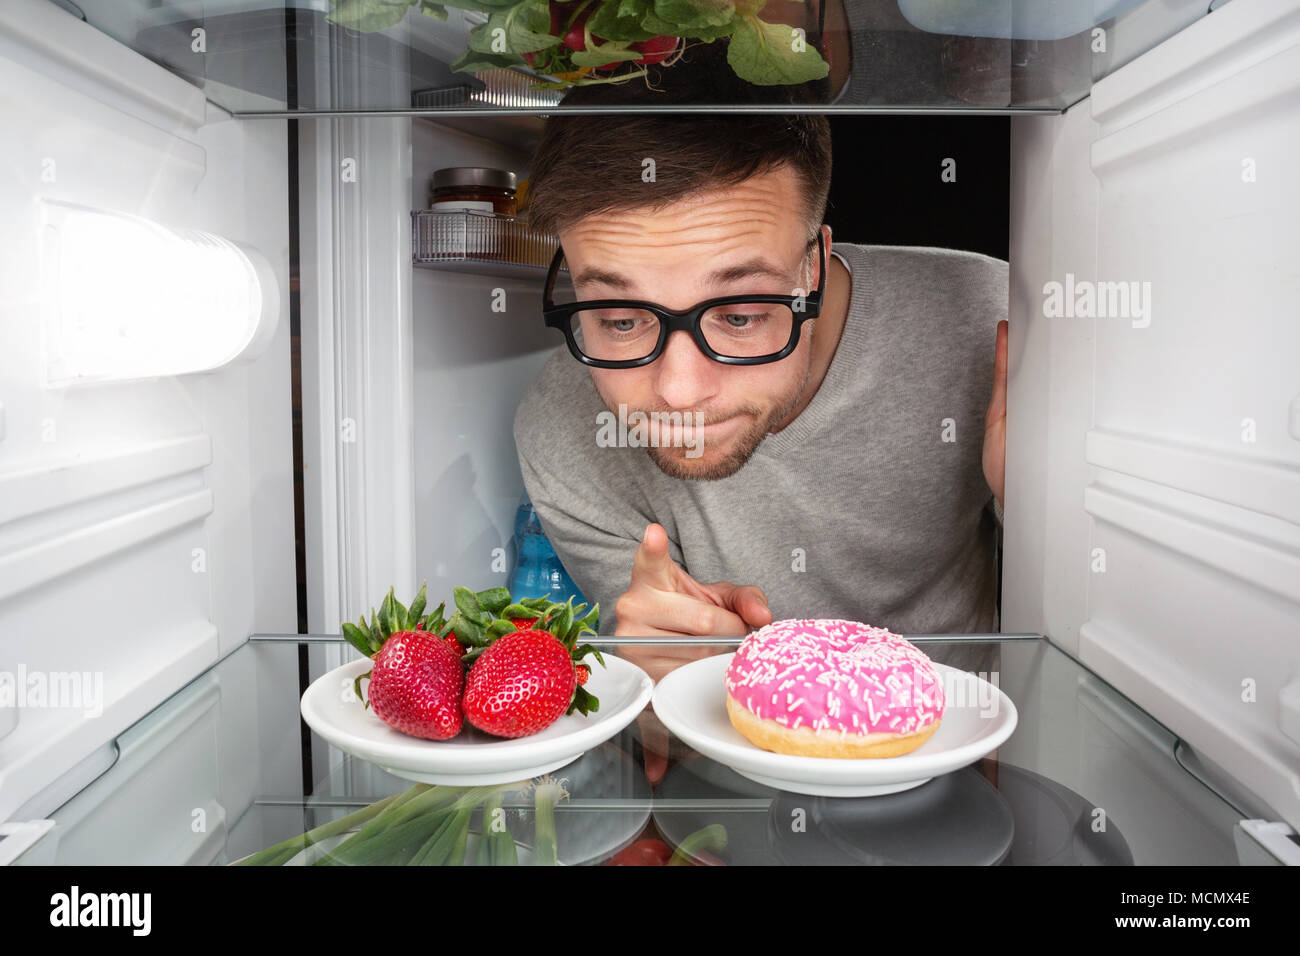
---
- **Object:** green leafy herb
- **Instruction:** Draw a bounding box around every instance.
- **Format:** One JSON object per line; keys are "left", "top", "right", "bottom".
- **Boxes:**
{"left": 726, "top": 13, "right": 828, "bottom": 85}
{"left": 328, "top": 0, "right": 826, "bottom": 89}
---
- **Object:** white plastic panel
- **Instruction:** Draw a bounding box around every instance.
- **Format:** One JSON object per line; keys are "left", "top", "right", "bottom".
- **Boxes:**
{"left": 26, "top": 674, "right": 227, "bottom": 866}
{"left": 296, "top": 114, "right": 555, "bottom": 795}
{"left": 409, "top": 119, "right": 558, "bottom": 602}
{"left": 1006, "top": 0, "right": 1300, "bottom": 828}
{"left": 0, "top": 0, "right": 296, "bottom": 826}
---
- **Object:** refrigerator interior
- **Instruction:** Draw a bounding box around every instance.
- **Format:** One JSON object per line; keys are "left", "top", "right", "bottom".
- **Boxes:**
{"left": 0, "top": 0, "right": 1297, "bottom": 862}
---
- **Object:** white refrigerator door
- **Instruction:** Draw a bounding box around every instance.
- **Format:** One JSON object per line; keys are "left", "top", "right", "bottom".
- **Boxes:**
{"left": 0, "top": 0, "right": 297, "bottom": 846}
{"left": 1005, "top": 0, "right": 1300, "bottom": 829}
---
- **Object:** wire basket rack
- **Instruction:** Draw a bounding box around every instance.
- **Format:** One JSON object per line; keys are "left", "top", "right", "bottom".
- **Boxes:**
{"left": 411, "top": 209, "right": 564, "bottom": 275}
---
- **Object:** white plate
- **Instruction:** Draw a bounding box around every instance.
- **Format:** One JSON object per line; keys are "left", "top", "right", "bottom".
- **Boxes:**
{"left": 302, "top": 655, "right": 654, "bottom": 786}
{"left": 652, "top": 654, "right": 1017, "bottom": 797}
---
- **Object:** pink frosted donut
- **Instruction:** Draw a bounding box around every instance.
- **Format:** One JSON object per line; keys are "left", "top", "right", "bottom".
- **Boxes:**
{"left": 724, "top": 619, "right": 945, "bottom": 759}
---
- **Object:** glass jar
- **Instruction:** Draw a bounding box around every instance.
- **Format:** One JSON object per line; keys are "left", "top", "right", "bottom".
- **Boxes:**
{"left": 429, "top": 167, "right": 517, "bottom": 259}
{"left": 429, "top": 167, "right": 518, "bottom": 215}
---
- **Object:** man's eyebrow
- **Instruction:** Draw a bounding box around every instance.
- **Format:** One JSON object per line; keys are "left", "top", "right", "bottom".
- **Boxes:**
{"left": 571, "top": 257, "right": 789, "bottom": 292}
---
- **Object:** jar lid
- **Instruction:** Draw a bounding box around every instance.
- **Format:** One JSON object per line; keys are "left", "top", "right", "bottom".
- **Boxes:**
{"left": 431, "top": 166, "right": 517, "bottom": 191}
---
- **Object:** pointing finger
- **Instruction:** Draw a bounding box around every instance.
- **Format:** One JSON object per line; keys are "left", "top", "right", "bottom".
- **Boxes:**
{"left": 630, "top": 523, "right": 679, "bottom": 593}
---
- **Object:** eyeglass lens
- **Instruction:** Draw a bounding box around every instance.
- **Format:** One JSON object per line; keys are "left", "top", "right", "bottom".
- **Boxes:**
{"left": 569, "top": 304, "right": 796, "bottom": 361}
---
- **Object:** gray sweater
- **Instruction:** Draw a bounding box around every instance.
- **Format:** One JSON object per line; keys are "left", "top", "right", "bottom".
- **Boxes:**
{"left": 513, "top": 242, "right": 1006, "bottom": 644}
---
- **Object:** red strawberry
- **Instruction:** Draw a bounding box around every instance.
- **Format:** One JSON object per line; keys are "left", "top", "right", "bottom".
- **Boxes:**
{"left": 462, "top": 630, "right": 577, "bottom": 738}
{"left": 575, "top": 664, "right": 590, "bottom": 686}
{"left": 366, "top": 631, "right": 464, "bottom": 740}
{"left": 511, "top": 617, "right": 539, "bottom": 630}
{"left": 443, "top": 633, "right": 465, "bottom": 657}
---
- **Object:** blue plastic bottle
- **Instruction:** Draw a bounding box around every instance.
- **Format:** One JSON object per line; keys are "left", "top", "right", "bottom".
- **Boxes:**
{"left": 509, "top": 492, "right": 591, "bottom": 613}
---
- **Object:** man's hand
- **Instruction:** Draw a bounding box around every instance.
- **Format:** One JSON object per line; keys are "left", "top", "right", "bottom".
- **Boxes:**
{"left": 614, "top": 523, "right": 772, "bottom": 637}
{"left": 982, "top": 319, "right": 1008, "bottom": 508}
{"left": 615, "top": 523, "right": 772, "bottom": 786}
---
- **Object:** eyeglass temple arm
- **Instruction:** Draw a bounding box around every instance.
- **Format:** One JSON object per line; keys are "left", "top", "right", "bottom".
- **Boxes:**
{"left": 544, "top": 244, "right": 563, "bottom": 306}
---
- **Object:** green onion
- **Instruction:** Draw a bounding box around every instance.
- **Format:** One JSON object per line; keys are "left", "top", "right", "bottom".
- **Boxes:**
{"left": 234, "top": 787, "right": 411, "bottom": 866}
{"left": 530, "top": 776, "right": 569, "bottom": 866}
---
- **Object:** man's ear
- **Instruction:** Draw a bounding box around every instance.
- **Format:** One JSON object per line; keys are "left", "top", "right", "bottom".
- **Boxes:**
{"left": 809, "top": 223, "right": 831, "bottom": 290}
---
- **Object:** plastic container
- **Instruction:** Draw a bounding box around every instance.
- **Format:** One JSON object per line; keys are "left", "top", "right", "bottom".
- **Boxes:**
{"left": 508, "top": 492, "right": 592, "bottom": 615}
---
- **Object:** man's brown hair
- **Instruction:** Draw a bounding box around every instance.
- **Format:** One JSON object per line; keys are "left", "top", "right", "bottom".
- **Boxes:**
{"left": 525, "top": 42, "right": 833, "bottom": 246}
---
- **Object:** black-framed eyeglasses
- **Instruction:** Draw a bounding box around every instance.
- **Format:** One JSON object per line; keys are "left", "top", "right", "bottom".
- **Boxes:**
{"left": 542, "top": 231, "right": 825, "bottom": 368}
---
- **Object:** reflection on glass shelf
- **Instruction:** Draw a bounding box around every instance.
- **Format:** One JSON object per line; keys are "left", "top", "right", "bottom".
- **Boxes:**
{"left": 63, "top": 0, "right": 1212, "bottom": 115}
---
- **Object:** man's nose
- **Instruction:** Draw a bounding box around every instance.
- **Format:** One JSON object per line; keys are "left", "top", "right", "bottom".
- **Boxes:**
{"left": 651, "top": 329, "right": 719, "bottom": 410}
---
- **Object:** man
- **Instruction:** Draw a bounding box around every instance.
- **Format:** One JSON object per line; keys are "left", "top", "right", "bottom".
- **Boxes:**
{"left": 513, "top": 61, "right": 1007, "bottom": 673}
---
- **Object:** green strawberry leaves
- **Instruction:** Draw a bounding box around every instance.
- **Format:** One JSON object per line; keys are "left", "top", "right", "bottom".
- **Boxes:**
{"left": 421, "top": 600, "right": 447, "bottom": 633}
{"left": 573, "top": 643, "right": 606, "bottom": 667}
{"left": 355, "top": 670, "right": 372, "bottom": 709}
{"left": 501, "top": 602, "right": 537, "bottom": 622}
{"left": 342, "top": 621, "right": 379, "bottom": 658}
{"left": 475, "top": 587, "right": 512, "bottom": 615}
{"left": 448, "top": 611, "right": 488, "bottom": 647}
{"left": 568, "top": 685, "right": 600, "bottom": 716}
{"left": 346, "top": 585, "right": 437, "bottom": 659}
{"left": 453, "top": 586, "right": 482, "bottom": 620}
{"left": 407, "top": 585, "right": 427, "bottom": 625}
{"left": 549, "top": 601, "right": 575, "bottom": 640}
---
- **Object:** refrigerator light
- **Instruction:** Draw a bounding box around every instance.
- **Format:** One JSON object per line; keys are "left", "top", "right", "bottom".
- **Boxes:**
{"left": 39, "top": 201, "right": 279, "bottom": 386}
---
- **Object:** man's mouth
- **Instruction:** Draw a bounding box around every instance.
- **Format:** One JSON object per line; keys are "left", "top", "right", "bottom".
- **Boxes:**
{"left": 659, "top": 413, "right": 746, "bottom": 446}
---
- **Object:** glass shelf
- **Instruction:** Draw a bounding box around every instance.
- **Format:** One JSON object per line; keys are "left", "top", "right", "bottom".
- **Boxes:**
{"left": 63, "top": 0, "right": 1213, "bottom": 116}
{"left": 11, "top": 633, "right": 1259, "bottom": 866}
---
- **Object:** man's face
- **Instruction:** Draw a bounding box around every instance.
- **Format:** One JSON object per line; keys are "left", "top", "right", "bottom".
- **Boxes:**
{"left": 559, "top": 165, "right": 821, "bottom": 480}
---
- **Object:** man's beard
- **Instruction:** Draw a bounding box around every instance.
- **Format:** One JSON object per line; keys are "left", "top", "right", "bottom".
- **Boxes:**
{"left": 642, "top": 365, "right": 812, "bottom": 482}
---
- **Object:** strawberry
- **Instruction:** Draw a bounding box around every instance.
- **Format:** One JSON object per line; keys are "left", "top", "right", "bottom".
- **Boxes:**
{"left": 463, "top": 630, "right": 579, "bottom": 738}
{"left": 366, "top": 630, "right": 464, "bottom": 741}
{"left": 342, "top": 585, "right": 605, "bottom": 739}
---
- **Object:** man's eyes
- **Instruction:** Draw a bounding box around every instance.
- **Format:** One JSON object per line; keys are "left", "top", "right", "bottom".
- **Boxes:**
{"left": 596, "top": 314, "right": 655, "bottom": 334}
{"left": 709, "top": 311, "right": 771, "bottom": 330}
